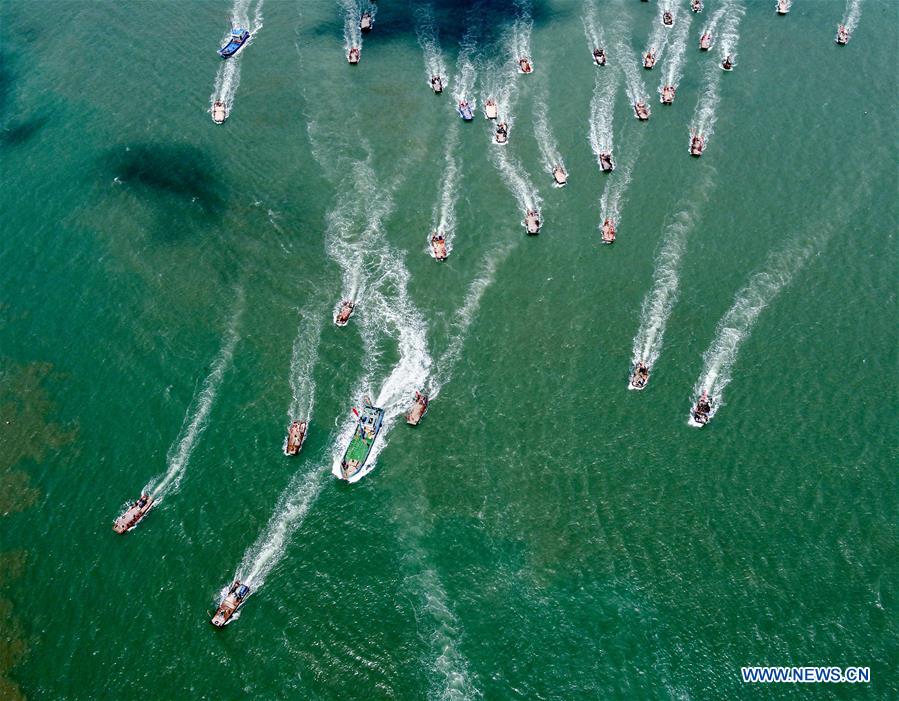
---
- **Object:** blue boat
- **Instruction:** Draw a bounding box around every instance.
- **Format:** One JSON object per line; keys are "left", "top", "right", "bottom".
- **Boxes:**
{"left": 218, "top": 27, "right": 251, "bottom": 59}
{"left": 457, "top": 100, "right": 474, "bottom": 121}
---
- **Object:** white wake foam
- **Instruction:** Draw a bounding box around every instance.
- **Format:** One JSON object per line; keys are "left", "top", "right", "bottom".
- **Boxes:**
{"left": 339, "top": 0, "right": 362, "bottom": 53}
{"left": 287, "top": 307, "right": 324, "bottom": 422}
{"left": 644, "top": 1, "right": 676, "bottom": 64}
{"left": 533, "top": 83, "right": 565, "bottom": 177}
{"left": 616, "top": 36, "right": 650, "bottom": 106}
{"left": 841, "top": 0, "right": 864, "bottom": 33}
{"left": 598, "top": 132, "right": 644, "bottom": 231}
{"left": 430, "top": 123, "right": 461, "bottom": 256}
{"left": 589, "top": 69, "right": 618, "bottom": 168}
{"left": 149, "top": 290, "right": 244, "bottom": 500}
{"left": 452, "top": 24, "right": 478, "bottom": 106}
{"left": 660, "top": 8, "right": 692, "bottom": 91}
{"left": 509, "top": 0, "right": 534, "bottom": 63}
{"left": 581, "top": 0, "right": 605, "bottom": 54}
{"left": 209, "top": 0, "right": 265, "bottom": 116}
{"left": 416, "top": 4, "right": 449, "bottom": 89}
{"left": 717, "top": 1, "right": 746, "bottom": 62}
{"left": 491, "top": 147, "right": 542, "bottom": 216}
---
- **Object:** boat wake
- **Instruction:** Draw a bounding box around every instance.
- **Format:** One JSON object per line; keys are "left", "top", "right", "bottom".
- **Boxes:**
{"left": 589, "top": 69, "right": 618, "bottom": 169}
{"left": 599, "top": 132, "right": 644, "bottom": 232}
{"left": 149, "top": 290, "right": 244, "bottom": 502}
{"left": 287, "top": 306, "right": 324, "bottom": 423}
{"left": 660, "top": 8, "right": 692, "bottom": 92}
{"left": 644, "top": 1, "right": 676, "bottom": 64}
{"left": 631, "top": 173, "right": 715, "bottom": 377}
{"left": 209, "top": 0, "right": 265, "bottom": 116}
{"left": 430, "top": 123, "right": 461, "bottom": 257}
{"left": 339, "top": 0, "right": 364, "bottom": 54}
{"left": 415, "top": 4, "right": 449, "bottom": 89}
{"left": 701, "top": 1, "right": 730, "bottom": 43}
{"left": 581, "top": 0, "right": 606, "bottom": 56}
{"left": 616, "top": 36, "right": 650, "bottom": 106}
{"left": 717, "top": 1, "right": 746, "bottom": 64}
{"left": 452, "top": 28, "right": 478, "bottom": 109}
{"left": 690, "top": 209, "right": 841, "bottom": 426}
{"left": 510, "top": 0, "right": 534, "bottom": 66}
{"left": 533, "top": 83, "right": 565, "bottom": 181}
{"left": 841, "top": 0, "right": 864, "bottom": 33}
{"left": 491, "top": 147, "right": 542, "bottom": 216}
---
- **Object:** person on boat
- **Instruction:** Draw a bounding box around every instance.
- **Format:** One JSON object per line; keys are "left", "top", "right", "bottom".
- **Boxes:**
{"left": 663, "top": 11, "right": 674, "bottom": 26}
{"left": 700, "top": 33, "right": 712, "bottom": 50}
{"left": 519, "top": 57, "right": 533, "bottom": 73}
{"left": 722, "top": 55, "right": 734, "bottom": 70}
{"left": 691, "top": 0, "right": 703, "bottom": 11}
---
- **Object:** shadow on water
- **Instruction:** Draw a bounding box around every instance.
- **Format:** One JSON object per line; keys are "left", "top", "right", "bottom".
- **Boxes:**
{"left": 103, "top": 142, "right": 227, "bottom": 230}
{"left": 0, "top": 47, "right": 49, "bottom": 147}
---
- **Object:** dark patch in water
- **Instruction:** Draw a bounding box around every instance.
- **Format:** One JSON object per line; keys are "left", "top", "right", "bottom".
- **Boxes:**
{"left": 1, "top": 115, "right": 48, "bottom": 146}
{"left": 104, "top": 142, "right": 226, "bottom": 220}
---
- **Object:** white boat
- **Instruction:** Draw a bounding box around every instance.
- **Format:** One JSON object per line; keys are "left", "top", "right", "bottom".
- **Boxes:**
{"left": 552, "top": 166, "right": 567, "bottom": 186}
{"left": 212, "top": 101, "right": 227, "bottom": 124}
{"left": 484, "top": 99, "right": 498, "bottom": 119}
{"left": 525, "top": 210, "right": 541, "bottom": 235}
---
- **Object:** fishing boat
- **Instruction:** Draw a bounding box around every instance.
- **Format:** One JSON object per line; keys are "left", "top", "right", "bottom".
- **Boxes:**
{"left": 689, "top": 390, "right": 713, "bottom": 427}
{"left": 691, "top": 0, "right": 704, "bottom": 12}
{"left": 348, "top": 47, "right": 361, "bottom": 64}
{"left": 634, "top": 101, "right": 651, "bottom": 121}
{"left": 218, "top": 27, "right": 251, "bottom": 59}
{"left": 599, "top": 151, "right": 615, "bottom": 172}
{"left": 212, "top": 101, "right": 227, "bottom": 124}
{"left": 601, "top": 218, "right": 616, "bottom": 244}
{"left": 662, "top": 11, "right": 674, "bottom": 27}
{"left": 336, "top": 400, "right": 385, "bottom": 483}
{"left": 284, "top": 420, "right": 307, "bottom": 456}
{"left": 690, "top": 134, "right": 704, "bottom": 157}
{"left": 835, "top": 25, "right": 849, "bottom": 45}
{"left": 518, "top": 57, "right": 533, "bottom": 74}
{"left": 525, "top": 210, "right": 541, "bottom": 235}
{"left": 335, "top": 300, "right": 355, "bottom": 326}
{"left": 593, "top": 47, "right": 606, "bottom": 66}
{"left": 458, "top": 100, "right": 474, "bottom": 121}
{"left": 660, "top": 85, "right": 676, "bottom": 104}
{"left": 211, "top": 581, "right": 250, "bottom": 627}
{"left": 629, "top": 362, "right": 650, "bottom": 390}
{"left": 721, "top": 54, "right": 734, "bottom": 71}
{"left": 405, "top": 391, "right": 429, "bottom": 426}
{"left": 553, "top": 165, "right": 568, "bottom": 186}
{"left": 776, "top": 0, "right": 790, "bottom": 14}
{"left": 494, "top": 122, "right": 508, "bottom": 145}
{"left": 699, "top": 33, "right": 712, "bottom": 51}
{"left": 359, "top": 12, "right": 373, "bottom": 32}
{"left": 430, "top": 75, "right": 443, "bottom": 93}
{"left": 643, "top": 50, "right": 657, "bottom": 69}
{"left": 431, "top": 233, "right": 448, "bottom": 261}
{"left": 112, "top": 493, "right": 154, "bottom": 534}
{"left": 484, "top": 99, "right": 498, "bottom": 120}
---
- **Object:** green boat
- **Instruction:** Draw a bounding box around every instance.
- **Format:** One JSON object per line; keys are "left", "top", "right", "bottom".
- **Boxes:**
{"left": 334, "top": 400, "right": 384, "bottom": 483}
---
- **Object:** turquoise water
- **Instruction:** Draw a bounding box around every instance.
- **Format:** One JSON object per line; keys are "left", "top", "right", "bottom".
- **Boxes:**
{"left": 1, "top": 0, "right": 896, "bottom": 699}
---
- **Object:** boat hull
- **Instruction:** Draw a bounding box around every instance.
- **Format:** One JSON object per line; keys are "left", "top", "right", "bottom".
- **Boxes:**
{"left": 335, "top": 406, "right": 385, "bottom": 483}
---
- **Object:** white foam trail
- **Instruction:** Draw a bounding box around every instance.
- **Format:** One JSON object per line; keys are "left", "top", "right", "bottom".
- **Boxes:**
{"left": 644, "top": 1, "right": 676, "bottom": 63}
{"left": 616, "top": 37, "right": 650, "bottom": 105}
{"left": 691, "top": 3, "right": 743, "bottom": 143}
{"left": 430, "top": 123, "right": 461, "bottom": 256}
{"left": 339, "top": 0, "right": 362, "bottom": 53}
{"left": 510, "top": 0, "right": 534, "bottom": 62}
{"left": 287, "top": 308, "right": 324, "bottom": 422}
{"left": 589, "top": 69, "right": 618, "bottom": 167}
{"left": 452, "top": 31, "right": 478, "bottom": 107}
{"left": 533, "top": 84, "right": 564, "bottom": 177}
{"left": 701, "top": 1, "right": 730, "bottom": 41}
{"left": 717, "top": 1, "right": 745, "bottom": 62}
{"left": 691, "top": 216, "right": 837, "bottom": 423}
{"left": 581, "top": 0, "right": 605, "bottom": 53}
{"left": 660, "top": 9, "right": 692, "bottom": 91}
{"left": 598, "top": 135, "right": 643, "bottom": 230}
{"left": 631, "top": 176, "right": 714, "bottom": 373}
{"left": 841, "top": 0, "right": 863, "bottom": 33}
{"left": 491, "top": 147, "right": 542, "bottom": 215}
{"left": 209, "top": 0, "right": 264, "bottom": 115}
{"left": 416, "top": 4, "right": 449, "bottom": 88}
{"left": 149, "top": 291, "right": 244, "bottom": 500}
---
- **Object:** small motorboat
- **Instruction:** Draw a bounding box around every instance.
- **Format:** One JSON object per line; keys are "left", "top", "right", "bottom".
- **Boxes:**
{"left": 552, "top": 165, "right": 567, "bottom": 186}
{"left": 629, "top": 362, "right": 650, "bottom": 390}
{"left": 211, "top": 581, "right": 250, "bottom": 627}
{"left": 335, "top": 300, "right": 355, "bottom": 326}
{"left": 525, "top": 210, "right": 541, "bottom": 235}
{"left": 348, "top": 47, "right": 361, "bottom": 64}
{"left": 643, "top": 49, "right": 657, "bottom": 69}
{"left": 518, "top": 57, "right": 533, "bottom": 74}
{"left": 776, "top": 0, "right": 790, "bottom": 14}
{"left": 593, "top": 47, "right": 606, "bottom": 66}
{"left": 721, "top": 54, "right": 734, "bottom": 71}
{"left": 494, "top": 122, "right": 508, "bottom": 145}
{"left": 660, "top": 85, "right": 676, "bottom": 104}
{"left": 112, "top": 493, "right": 154, "bottom": 534}
{"left": 690, "top": 134, "right": 704, "bottom": 157}
{"left": 431, "top": 232, "right": 448, "bottom": 261}
{"left": 601, "top": 218, "right": 616, "bottom": 244}
{"left": 359, "top": 12, "right": 373, "bottom": 32}
{"left": 218, "top": 27, "right": 251, "bottom": 59}
{"left": 835, "top": 25, "right": 849, "bottom": 45}
{"left": 690, "top": 390, "right": 713, "bottom": 427}
{"left": 212, "top": 101, "right": 227, "bottom": 124}
{"left": 662, "top": 11, "right": 674, "bottom": 27}
{"left": 284, "top": 420, "right": 307, "bottom": 456}
{"left": 484, "top": 99, "right": 498, "bottom": 119}
{"left": 599, "top": 151, "right": 615, "bottom": 172}
{"left": 634, "top": 101, "right": 650, "bottom": 121}
{"left": 458, "top": 100, "right": 474, "bottom": 121}
{"left": 699, "top": 33, "right": 712, "bottom": 51}
{"left": 691, "top": 0, "right": 704, "bottom": 12}
{"left": 405, "top": 391, "right": 430, "bottom": 426}
{"left": 430, "top": 75, "right": 443, "bottom": 93}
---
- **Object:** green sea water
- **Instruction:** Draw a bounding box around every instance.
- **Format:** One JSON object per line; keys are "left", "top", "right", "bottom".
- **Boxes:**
{"left": 1, "top": 0, "right": 897, "bottom": 699}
